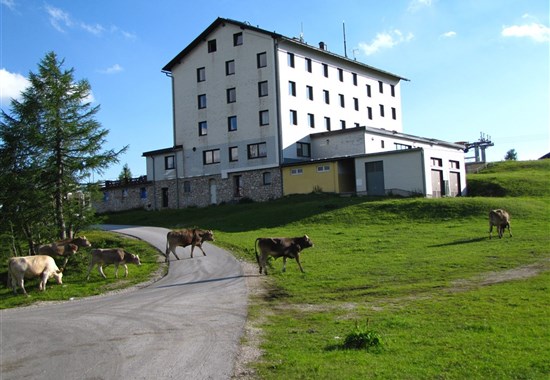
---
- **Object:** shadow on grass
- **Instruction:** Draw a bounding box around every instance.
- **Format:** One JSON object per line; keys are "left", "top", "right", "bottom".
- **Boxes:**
{"left": 428, "top": 237, "right": 487, "bottom": 247}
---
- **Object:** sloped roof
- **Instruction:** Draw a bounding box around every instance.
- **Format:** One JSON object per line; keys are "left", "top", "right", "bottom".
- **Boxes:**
{"left": 162, "top": 17, "right": 408, "bottom": 81}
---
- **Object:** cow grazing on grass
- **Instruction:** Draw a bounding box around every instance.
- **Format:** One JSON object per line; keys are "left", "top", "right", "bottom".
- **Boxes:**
{"left": 255, "top": 235, "right": 314, "bottom": 275}
{"left": 37, "top": 236, "right": 92, "bottom": 269}
{"left": 86, "top": 248, "right": 141, "bottom": 280}
{"left": 165, "top": 229, "right": 214, "bottom": 262}
{"left": 7, "top": 255, "right": 63, "bottom": 296}
{"left": 489, "top": 209, "right": 512, "bottom": 239}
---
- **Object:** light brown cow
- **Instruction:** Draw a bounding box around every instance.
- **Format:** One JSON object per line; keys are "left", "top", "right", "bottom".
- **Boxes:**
{"left": 165, "top": 229, "right": 214, "bottom": 262}
{"left": 37, "top": 236, "right": 92, "bottom": 269}
{"left": 7, "top": 255, "right": 63, "bottom": 296}
{"left": 86, "top": 248, "right": 141, "bottom": 280}
{"left": 489, "top": 209, "right": 512, "bottom": 239}
{"left": 255, "top": 235, "right": 314, "bottom": 275}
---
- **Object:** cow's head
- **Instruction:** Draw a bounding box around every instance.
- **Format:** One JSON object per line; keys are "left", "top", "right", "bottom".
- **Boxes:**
{"left": 130, "top": 254, "right": 141, "bottom": 266}
{"left": 73, "top": 236, "right": 92, "bottom": 248}
{"left": 202, "top": 230, "right": 215, "bottom": 242}
{"left": 53, "top": 270, "right": 63, "bottom": 284}
{"left": 300, "top": 235, "right": 314, "bottom": 249}
{"left": 66, "top": 243, "right": 78, "bottom": 256}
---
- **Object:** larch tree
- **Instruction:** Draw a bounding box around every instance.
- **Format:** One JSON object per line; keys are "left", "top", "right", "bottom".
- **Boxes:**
{"left": 0, "top": 51, "right": 127, "bottom": 245}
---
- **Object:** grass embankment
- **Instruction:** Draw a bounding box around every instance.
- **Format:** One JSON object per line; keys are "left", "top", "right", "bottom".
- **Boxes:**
{"left": 104, "top": 160, "right": 550, "bottom": 379}
{"left": 0, "top": 230, "right": 164, "bottom": 309}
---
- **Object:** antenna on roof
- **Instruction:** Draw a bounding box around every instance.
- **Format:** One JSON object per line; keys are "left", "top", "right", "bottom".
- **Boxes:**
{"left": 299, "top": 22, "right": 304, "bottom": 42}
{"left": 343, "top": 21, "right": 348, "bottom": 58}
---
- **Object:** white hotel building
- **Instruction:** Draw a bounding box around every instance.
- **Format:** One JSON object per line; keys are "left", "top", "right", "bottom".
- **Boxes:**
{"left": 137, "top": 17, "right": 465, "bottom": 209}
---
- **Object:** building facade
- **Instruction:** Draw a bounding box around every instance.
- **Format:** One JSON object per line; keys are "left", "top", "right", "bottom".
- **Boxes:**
{"left": 96, "top": 17, "right": 465, "bottom": 212}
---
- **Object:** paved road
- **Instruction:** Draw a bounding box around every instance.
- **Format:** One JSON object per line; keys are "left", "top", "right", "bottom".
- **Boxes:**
{"left": 0, "top": 226, "right": 248, "bottom": 380}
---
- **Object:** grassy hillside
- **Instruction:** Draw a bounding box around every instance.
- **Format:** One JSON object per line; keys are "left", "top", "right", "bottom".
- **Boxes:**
{"left": 467, "top": 159, "right": 550, "bottom": 197}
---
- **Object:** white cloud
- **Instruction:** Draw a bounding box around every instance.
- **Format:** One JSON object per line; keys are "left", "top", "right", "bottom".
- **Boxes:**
{"left": 358, "top": 30, "right": 414, "bottom": 56}
{"left": 441, "top": 31, "right": 457, "bottom": 38}
{"left": 45, "top": 5, "right": 73, "bottom": 33}
{"left": 502, "top": 22, "right": 550, "bottom": 43}
{"left": 80, "top": 22, "right": 105, "bottom": 36}
{"left": 0, "top": 69, "right": 30, "bottom": 107}
{"left": 408, "top": 0, "right": 434, "bottom": 12}
{"left": 1, "top": 0, "right": 16, "bottom": 10}
{"left": 99, "top": 64, "right": 124, "bottom": 74}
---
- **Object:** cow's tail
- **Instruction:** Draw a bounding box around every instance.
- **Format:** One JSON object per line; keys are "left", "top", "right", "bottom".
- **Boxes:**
{"left": 254, "top": 238, "right": 260, "bottom": 265}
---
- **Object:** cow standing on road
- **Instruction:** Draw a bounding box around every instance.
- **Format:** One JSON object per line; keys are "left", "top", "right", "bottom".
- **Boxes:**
{"left": 165, "top": 229, "right": 214, "bottom": 262}
{"left": 86, "top": 248, "right": 141, "bottom": 280}
{"left": 255, "top": 235, "right": 314, "bottom": 275}
{"left": 489, "top": 209, "right": 512, "bottom": 239}
{"left": 7, "top": 255, "right": 63, "bottom": 296}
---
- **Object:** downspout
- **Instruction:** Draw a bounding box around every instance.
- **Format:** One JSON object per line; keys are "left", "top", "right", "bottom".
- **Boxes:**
{"left": 420, "top": 149, "right": 427, "bottom": 196}
{"left": 152, "top": 156, "right": 157, "bottom": 210}
{"left": 273, "top": 38, "right": 284, "bottom": 196}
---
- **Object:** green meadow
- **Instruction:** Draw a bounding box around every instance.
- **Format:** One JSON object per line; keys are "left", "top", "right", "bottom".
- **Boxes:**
{"left": 2, "top": 160, "right": 549, "bottom": 378}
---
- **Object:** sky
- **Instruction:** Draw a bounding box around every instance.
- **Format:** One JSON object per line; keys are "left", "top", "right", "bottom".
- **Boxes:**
{"left": 1, "top": 0, "right": 548, "bottom": 181}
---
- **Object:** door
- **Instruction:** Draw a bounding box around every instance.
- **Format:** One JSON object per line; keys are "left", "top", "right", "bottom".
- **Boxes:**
{"left": 431, "top": 170, "right": 444, "bottom": 197}
{"left": 209, "top": 179, "right": 217, "bottom": 204}
{"left": 449, "top": 172, "right": 460, "bottom": 196}
{"left": 365, "top": 161, "right": 385, "bottom": 196}
{"left": 161, "top": 187, "right": 169, "bottom": 207}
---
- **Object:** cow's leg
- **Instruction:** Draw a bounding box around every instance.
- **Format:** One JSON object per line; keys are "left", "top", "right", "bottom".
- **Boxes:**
{"left": 39, "top": 272, "right": 48, "bottom": 291}
{"left": 198, "top": 244, "right": 207, "bottom": 256}
{"left": 295, "top": 253, "right": 305, "bottom": 273}
{"left": 171, "top": 246, "right": 180, "bottom": 261}
{"left": 260, "top": 253, "right": 268, "bottom": 275}
{"left": 86, "top": 262, "right": 94, "bottom": 280}
{"left": 282, "top": 257, "right": 287, "bottom": 272}
{"left": 489, "top": 223, "right": 493, "bottom": 239}
{"left": 18, "top": 277, "right": 28, "bottom": 296}
{"left": 507, "top": 223, "right": 512, "bottom": 237}
{"left": 498, "top": 225, "right": 504, "bottom": 239}
{"left": 190, "top": 245, "right": 195, "bottom": 258}
{"left": 61, "top": 257, "right": 69, "bottom": 270}
{"left": 114, "top": 263, "right": 120, "bottom": 278}
{"left": 98, "top": 265, "right": 107, "bottom": 279}
{"left": 123, "top": 264, "right": 129, "bottom": 277}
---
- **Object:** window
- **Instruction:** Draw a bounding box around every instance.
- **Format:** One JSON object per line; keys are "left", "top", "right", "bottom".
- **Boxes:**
{"left": 324, "top": 116, "right": 331, "bottom": 131}
{"left": 354, "top": 97, "right": 359, "bottom": 111}
{"left": 248, "top": 142, "right": 267, "bottom": 159}
{"left": 379, "top": 104, "right": 385, "bottom": 117}
{"left": 395, "top": 143, "right": 412, "bottom": 150}
{"left": 367, "top": 106, "right": 373, "bottom": 120}
{"left": 290, "top": 110, "right": 298, "bottom": 125}
{"left": 233, "top": 32, "right": 243, "bottom": 46}
{"left": 207, "top": 39, "right": 217, "bottom": 53}
{"left": 226, "top": 60, "right": 235, "bottom": 75}
{"left": 291, "top": 168, "right": 303, "bottom": 175}
{"left": 203, "top": 149, "right": 220, "bottom": 164}
{"left": 391, "top": 84, "right": 396, "bottom": 97}
{"left": 165, "top": 155, "right": 175, "bottom": 170}
{"left": 308, "top": 113, "right": 315, "bottom": 128}
{"left": 381, "top": 140, "right": 385, "bottom": 149}
{"left": 259, "top": 110, "right": 269, "bottom": 126}
{"left": 140, "top": 187, "right": 147, "bottom": 199}
{"left": 450, "top": 160, "right": 460, "bottom": 169}
{"left": 183, "top": 181, "right": 191, "bottom": 193}
{"left": 323, "top": 63, "right": 328, "bottom": 77}
{"left": 228, "top": 116, "right": 237, "bottom": 131}
{"left": 366, "top": 84, "right": 372, "bottom": 97}
{"left": 340, "top": 120, "right": 346, "bottom": 129}
{"left": 257, "top": 52, "right": 267, "bottom": 68}
{"left": 317, "top": 165, "right": 330, "bottom": 172}
{"left": 352, "top": 73, "right": 358, "bottom": 86}
{"left": 227, "top": 87, "right": 236, "bottom": 103}
{"left": 339, "top": 94, "right": 345, "bottom": 108}
{"left": 263, "top": 171, "right": 272, "bottom": 185}
{"left": 297, "top": 142, "right": 311, "bottom": 157}
{"left": 323, "top": 90, "right": 330, "bottom": 104}
{"left": 288, "top": 81, "right": 296, "bottom": 96}
{"left": 338, "top": 68, "right": 344, "bottom": 82}
{"left": 305, "top": 58, "right": 312, "bottom": 72}
{"left": 258, "top": 81, "right": 268, "bottom": 97}
{"left": 197, "top": 67, "right": 205, "bottom": 82}
{"left": 287, "top": 52, "right": 295, "bottom": 67}
{"left": 198, "top": 94, "right": 206, "bottom": 109}
{"left": 306, "top": 85, "right": 313, "bottom": 100}
{"left": 233, "top": 175, "right": 243, "bottom": 197}
{"left": 229, "top": 146, "right": 238, "bottom": 162}
{"left": 378, "top": 80, "right": 384, "bottom": 93}
{"left": 392, "top": 107, "right": 397, "bottom": 120}
{"left": 431, "top": 157, "right": 443, "bottom": 167}
{"left": 198, "top": 121, "right": 207, "bottom": 136}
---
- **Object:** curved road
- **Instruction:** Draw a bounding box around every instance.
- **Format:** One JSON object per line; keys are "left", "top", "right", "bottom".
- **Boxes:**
{"left": 0, "top": 226, "right": 248, "bottom": 380}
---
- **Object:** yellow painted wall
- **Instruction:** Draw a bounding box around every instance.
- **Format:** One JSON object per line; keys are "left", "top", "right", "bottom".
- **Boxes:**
{"left": 282, "top": 162, "right": 339, "bottom": 195}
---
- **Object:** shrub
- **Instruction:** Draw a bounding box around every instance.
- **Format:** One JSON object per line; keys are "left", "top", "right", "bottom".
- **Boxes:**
{"left": 343, "top": 320, "right": 383, "bottom": 351}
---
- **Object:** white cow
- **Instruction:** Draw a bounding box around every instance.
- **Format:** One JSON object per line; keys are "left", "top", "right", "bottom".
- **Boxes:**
{"left": 7, "top": 255, "right": 63, "bottom": 296}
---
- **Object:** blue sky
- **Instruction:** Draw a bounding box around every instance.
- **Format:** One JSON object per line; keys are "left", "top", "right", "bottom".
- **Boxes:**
{"left": 1, "top": 0, "right": 548, "bottom": 181}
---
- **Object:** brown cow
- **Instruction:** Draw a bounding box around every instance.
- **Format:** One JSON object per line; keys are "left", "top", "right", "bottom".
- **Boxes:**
{"left": 86, "top": 248, "right": 141, "bottom": 280}
{"left": 489, "top": 209, "right": 512, "bottom": 239}
{"left": 37, "top": 236, "right": 92, "bottom": 269}
{"left": 7, "top": 255, "right": 63, "bottom": 296}
{"left": 165, "top": 229, "right": 214, "bottom": 262}
{"left": 255, "top": 235, "right": 314, "bottom": 275}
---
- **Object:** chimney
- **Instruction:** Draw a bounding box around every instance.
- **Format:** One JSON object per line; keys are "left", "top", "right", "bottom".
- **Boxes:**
{"left": 319, "top": 41, "right": 327, "bottom": 50}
